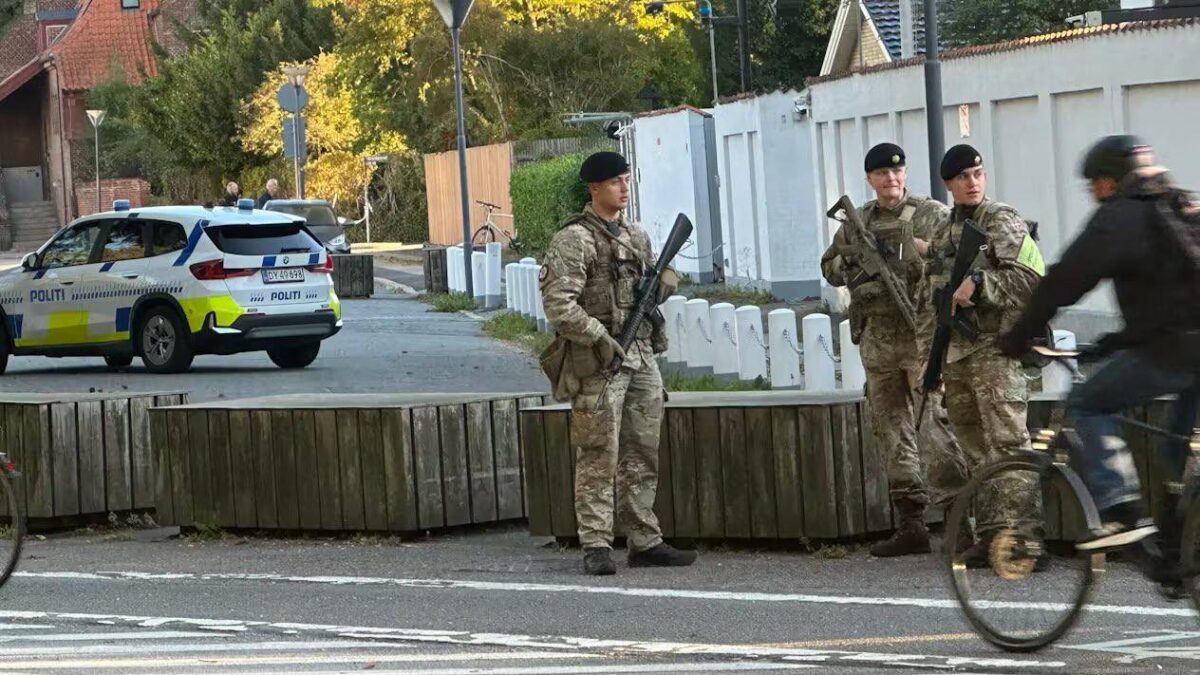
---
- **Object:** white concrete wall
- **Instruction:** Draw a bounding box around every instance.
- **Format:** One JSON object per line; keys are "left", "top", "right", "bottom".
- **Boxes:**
{"left": 809, "top": 23, "right": 1200, "bottom": 333}
{"left": 713, "top": 90, "right": 822, "bottom": 299}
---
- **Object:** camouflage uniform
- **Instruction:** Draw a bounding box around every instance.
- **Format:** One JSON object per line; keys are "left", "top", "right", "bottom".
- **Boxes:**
{"left": 922, "top": 199, "right": 1042, "bottom": 532}
{"left": 821, "top": 193, "right": 969, "bottom": 510}
{"left": 541, "top": 203, "right": 668, "bottom": 553}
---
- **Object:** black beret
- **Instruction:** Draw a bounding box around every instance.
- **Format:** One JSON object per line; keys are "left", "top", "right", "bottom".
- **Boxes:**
{"left": 864, "top": 143, "right": 905, "bottom": 172}
{"left": 579, "top": 152, "right": 630, "bottom": 183}
{"left": 941, "top": 144, "right": 984, "bottom": 180}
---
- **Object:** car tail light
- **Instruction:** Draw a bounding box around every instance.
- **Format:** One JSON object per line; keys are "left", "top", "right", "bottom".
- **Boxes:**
{"left": 190, "top": 259, "right": 256, "bottom": 280}
{"left": 307, "top": 256, "right": 334, "bottom": 274}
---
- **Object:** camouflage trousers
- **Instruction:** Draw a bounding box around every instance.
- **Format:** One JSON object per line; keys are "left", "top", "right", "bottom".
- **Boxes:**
{"left": 860, "top": 320, "right": 969, "bottom": 506}
{"left": 943, "top": 346, "right": 1041, "bottom": 532}
{"left": 571, "top": 359, "right": 665, "bottom": 552}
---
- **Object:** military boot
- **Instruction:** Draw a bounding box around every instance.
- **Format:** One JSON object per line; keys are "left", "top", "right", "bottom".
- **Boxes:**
{"left": 583, "top": 547, "right": 616, "bottom": 576}
{"left": 870, "top": 496, "right": 932, "bottom": 558}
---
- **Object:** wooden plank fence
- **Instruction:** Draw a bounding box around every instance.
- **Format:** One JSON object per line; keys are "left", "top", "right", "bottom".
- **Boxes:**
{"left": 332, "top": 254, "right": 374, "bottom": 298}
{"left": 0, "top": 392, "right": 186, "bottom": 528}
{"left": 521, "top": 391, "right": 1186, "bottom": 542}
{"left": 150, "top": 393, "right": 546, "bottom": 532}
{"left": 424, "top": 143, "right": 514, "bottom": 246}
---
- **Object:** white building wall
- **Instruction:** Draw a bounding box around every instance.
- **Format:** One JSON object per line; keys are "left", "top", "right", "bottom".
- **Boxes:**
{"left": 809, "top": 23, "right": 1200, "bottom": 335}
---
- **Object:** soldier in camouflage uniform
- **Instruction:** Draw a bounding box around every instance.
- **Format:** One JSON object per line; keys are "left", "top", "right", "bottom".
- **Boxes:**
{"left": 540, "top": 151, "right": 696, "bottom": 576}
{"left": 821, "top": 143, "right": 969, "bottom": 558}
{"left": 924, "top": 145, "right": 1046, "bottom": 566}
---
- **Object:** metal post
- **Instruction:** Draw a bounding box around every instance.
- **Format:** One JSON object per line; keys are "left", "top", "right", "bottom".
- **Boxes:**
{"left": 94, "top": 126, "right": 100, "bottom": 213}
{"left": 735, "top": 0, "right": 751, "bottom": 91}
{"left": 452, "top": 25, "right": 474, "bottom": 297}
{"left": 924, "top": 0, "right": 947, "bottom": 203}
{"left": 364, "top": 178, "right": 372, "bottom": 244}
{"left": 291, "top": 112, "right": 302, "bottom": 200}
{"left": 708, "top": 25, "right": 719, "bottom": 106}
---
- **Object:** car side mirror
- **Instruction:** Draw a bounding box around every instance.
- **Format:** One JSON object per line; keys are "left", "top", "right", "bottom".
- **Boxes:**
{"left": 337, "top": 217, "right": 349, "bottom": 227}
{"left": 20, "top": 253, "right": 37, "bottom": 271}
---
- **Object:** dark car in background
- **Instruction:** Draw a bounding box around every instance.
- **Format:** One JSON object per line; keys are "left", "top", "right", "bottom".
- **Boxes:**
{"left": 262, "top": 200, "right": 351, "bottom": 253}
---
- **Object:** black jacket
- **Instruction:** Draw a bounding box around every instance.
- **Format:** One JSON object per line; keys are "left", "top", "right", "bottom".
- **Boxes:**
{"left": 1003, "top": 171, "right": 1200, "bottom": 368}
{"left": 220, "top": 192, "right": 240, "bottom": 207}
{"left": 256, "top": 191, "right": 273, "bottom": 208}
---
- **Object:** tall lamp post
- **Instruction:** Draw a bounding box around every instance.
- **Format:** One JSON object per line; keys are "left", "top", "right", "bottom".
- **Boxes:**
{"left": 86, "top": 109, "right": 106, "bottom": 213}
{"left": 281, "top": 65, "right": 311, "bottom": 199}
{"left": 646, "top": 0, "right": 750, "bottom": 94}
{"left": 923, "top": 0, "right": 947, "bottom": 203}
{"left": 432, "top": 0, "right": 477, "bottom": 298}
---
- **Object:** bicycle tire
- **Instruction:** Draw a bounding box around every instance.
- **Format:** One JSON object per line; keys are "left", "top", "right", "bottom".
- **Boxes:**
{"left": 945, "top": 454, "right": 1102, "bottom": 652}
{"left": 0, "top": 471, "right": 24, "bottom": 587}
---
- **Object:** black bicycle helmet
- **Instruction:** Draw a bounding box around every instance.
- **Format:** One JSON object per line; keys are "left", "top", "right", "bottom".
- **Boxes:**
{"left": 1080, "top": 135, "right": 1150, "bottom": 181}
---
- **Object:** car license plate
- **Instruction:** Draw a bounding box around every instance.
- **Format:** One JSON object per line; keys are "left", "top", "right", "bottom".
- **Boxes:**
{"left": 261, "top": 268, "right": 305, "bottom": 284}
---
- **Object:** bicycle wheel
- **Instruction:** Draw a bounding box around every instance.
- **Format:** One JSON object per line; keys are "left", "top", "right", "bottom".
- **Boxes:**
{"left": 945, "top": 451, "right": 1103, "bottom": 652}
{"left": 0, "top": 470, "right": 24, "bottom": 587}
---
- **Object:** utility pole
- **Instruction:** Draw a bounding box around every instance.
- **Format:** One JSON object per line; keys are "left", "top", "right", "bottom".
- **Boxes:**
{"left": 735, "top": 0, "right": 751, "bottom": 91}
{"left": 923, "top": 0, "right": 946, "bottom": 203}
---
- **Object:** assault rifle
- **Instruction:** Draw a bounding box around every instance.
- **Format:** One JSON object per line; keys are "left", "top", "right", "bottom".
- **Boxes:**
{"left": 916, "top": 218, "right": 987, "bottom": 429}
{"left": 827, "top": 195, "right": 918, "bottom": 332}
{"left": 606, "top": 213, "right": 694, "bottom": 375}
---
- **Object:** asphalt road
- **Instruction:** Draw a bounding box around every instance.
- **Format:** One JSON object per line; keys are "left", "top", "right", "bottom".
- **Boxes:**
{"left": 0, "top": 289, "right": 547, "bottom": 403}
{"left": 0, "top": 527, "right": 1197, "bottom": 673}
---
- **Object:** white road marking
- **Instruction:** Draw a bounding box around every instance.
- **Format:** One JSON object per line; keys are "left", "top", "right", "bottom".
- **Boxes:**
{"left": 0, "top": 639, "right": 407, "bottom": 657}
{"left": 1064, "top": 629, "right": 1200, "bottom": 663}
{"left": 247, "top": 665, "right": 812, "bottom": 674}
{"left": 0, "top": 630, "right": 226, "bottom": 643}
{"left": 0, "top": 609, "right": 1065, "bottom": 670}
{"left": 13, "top": 569, "right": 1196, "bottom": 618}
{"left": 0, "top": 649, "right": 596, "bottom": 670}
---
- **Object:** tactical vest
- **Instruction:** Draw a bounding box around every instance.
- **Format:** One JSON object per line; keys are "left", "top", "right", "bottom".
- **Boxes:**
{"left": 565, "top": 216, "right": 657, "bottom": 344}
{"left": 848, "top": 199, "right": 924, "bottom": 322}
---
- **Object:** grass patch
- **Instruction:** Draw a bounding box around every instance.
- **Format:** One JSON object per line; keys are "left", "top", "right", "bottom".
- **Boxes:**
{"left": 680, "top": 284, "right": 777, "bottom": 307}
{"left": 421, "top": 292, "right": 478, "bottom": 312}
{"left": 482, "top": 311, "right": 554, "bottom": 355}
{"left": 664, "top": 372, "right": 771, "bottom": 392}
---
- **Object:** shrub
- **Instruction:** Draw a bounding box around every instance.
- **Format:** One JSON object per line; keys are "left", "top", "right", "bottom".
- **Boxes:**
{"left": 509, "top": 152, "right": 589, "bottom": 255}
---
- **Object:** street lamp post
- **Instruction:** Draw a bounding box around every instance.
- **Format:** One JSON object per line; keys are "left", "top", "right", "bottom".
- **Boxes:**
{"left": 432, "top": 0, "right": 477, "bottom": 298}
{"left": 282, "top": 65, "right": 311, "bottom": 199}
{"left": 646, "top": 0, "right": 750, "bottom": 95}
{"left": 86, "top": 110, "right": 106, "bottom": 213}
{"left": 923, "top": 0, "right": 947, "bottom": 203}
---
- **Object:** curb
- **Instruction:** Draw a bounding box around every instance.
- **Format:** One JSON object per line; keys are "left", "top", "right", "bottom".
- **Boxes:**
{"left": 373, "top": 277, "right": 419, "bottom": 295}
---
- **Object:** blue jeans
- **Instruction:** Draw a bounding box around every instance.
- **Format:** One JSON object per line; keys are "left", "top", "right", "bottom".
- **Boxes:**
{"left": 1066, "top": 349, "right": 1199, "bottom": 512}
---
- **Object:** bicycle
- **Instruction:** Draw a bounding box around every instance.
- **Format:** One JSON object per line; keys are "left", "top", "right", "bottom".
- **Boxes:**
{"left": 944, "top": 345, "right": 1200, "bottom": 652}
{"left": 470, "top": 200, "right": 523, "bottom": 253}
{"left": 0, "top": 452, "right": 23, "bottom": 587}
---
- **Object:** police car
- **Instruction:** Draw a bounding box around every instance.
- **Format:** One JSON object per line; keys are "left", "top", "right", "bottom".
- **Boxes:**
{"left": 0, "top": 199, "right": 342, "bottom": 374}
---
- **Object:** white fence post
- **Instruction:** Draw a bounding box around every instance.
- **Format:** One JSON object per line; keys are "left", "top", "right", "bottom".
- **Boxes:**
{"left": 663, "top": 295, "right": 687, "bottom": 364}
{"left": 520, "top": 257, "right": 537, "bottom": 319}
{"left": 1043, "top": 329, "right": 1077, "bottom": 394}
{"left": 768, "top": 308, "right": 801, "bottom": 389}
{"left": 447, "top": 247, "right": 461, "bottom": 292}
{"left": 803, "top": 313, "right": 837, "bottom": 391}
{"left": 838, "top": 319, "right": 866, "bottom": 392}
{"left": 684, "top": 299, "right": 714, "bottom": 374}
{"left": 471, "top": 251, "right": 486, "bottom": 305}
{"left": 735, "top": 305, "right": 767, "bottom": 381}
{"left": 485, "top": 243, "right": 502, "bottom": 309}
{"left": 710, "top": 303, "right": 739, "bottom": 379}
{"left": 504, "top": 262, "right": 519, "bottom": 310}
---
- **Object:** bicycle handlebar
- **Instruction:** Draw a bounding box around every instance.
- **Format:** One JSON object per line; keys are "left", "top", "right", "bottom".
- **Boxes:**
{"left": 475, "top": 200, "right": 501, "bottom": 210}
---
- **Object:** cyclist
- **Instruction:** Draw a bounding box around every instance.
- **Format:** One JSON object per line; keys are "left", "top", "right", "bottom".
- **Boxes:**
{"left": 999, "top": 136, "right": 1200, "bottom": 556}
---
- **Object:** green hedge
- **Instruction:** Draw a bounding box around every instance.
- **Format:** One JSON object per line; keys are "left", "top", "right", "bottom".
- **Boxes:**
{"left": 510, "top": 152, "right": 589, "bottom": 255}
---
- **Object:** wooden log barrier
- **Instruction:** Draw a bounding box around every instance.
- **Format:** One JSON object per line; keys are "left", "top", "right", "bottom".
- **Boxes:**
{"left": 522, "top": 391, "right": 1187, "bottom": 541}
{"left": 150, "top": 393, "right": 546, "bottom": 532}
{"left": 332, "top": 254, "right": 374, "bottom": 298}
{"left": 0, "top": 392, "right": 187, "bottom": 529}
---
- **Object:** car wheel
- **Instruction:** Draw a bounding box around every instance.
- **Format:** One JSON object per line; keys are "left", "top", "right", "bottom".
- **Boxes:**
{"left": 267, "top": 342, "right": 321, "bottom": 369}
{"left": 138, "top": 306, "right": 194, "bottom": 374}
{"left": 104, "top": 354, "right": 134, "bottom": 369}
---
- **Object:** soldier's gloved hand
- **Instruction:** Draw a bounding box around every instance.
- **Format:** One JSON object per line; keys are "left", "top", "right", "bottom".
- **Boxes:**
{"left": 595, "top": 333, "right": 627, "bottom": 368}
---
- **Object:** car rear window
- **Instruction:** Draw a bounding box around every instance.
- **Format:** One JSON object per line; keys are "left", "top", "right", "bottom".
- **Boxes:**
{"left": 206, "top": 223, "right": 322, "bottom": 255}
{"left": 267, "top": 204, "right": 337, "bottom": 227}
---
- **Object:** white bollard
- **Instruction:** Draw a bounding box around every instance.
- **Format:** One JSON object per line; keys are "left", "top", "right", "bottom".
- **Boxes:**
{"left": 662, "top": 295, "right": 688, "bottom": 363}
{"left": 447, "top": 247, "right": 461, "bottom": 292}
{"left": 1043, "top": 329, "right": 1077, "bottom": 394}
{"left": 838, "top": 319, "right": 866, "bottom": 392}
{"left": 768, "top": 308, "right": 801, "bottom": 389}
{"left": 471, "top": 251, "right": 486, "bottom": 305}
{"left": 735, "top": 305, "right": 767, "bottom": 381}
{"left": 684, "top": 299, "right": 713, "bottom": 372}
{"left": 710, "top": 303, "right": 739, "bottom": 378}
{"left": 504, "top": 262, "right": 519, "bottom": 310}
{"left": 485, "top": 243, "right": 502, "bottom": 309}
{"left": 521, "top": 258, "right": 538, "bottom": 320}
{"left": 803, "top": 313, "right": 837, "bottom": 391}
